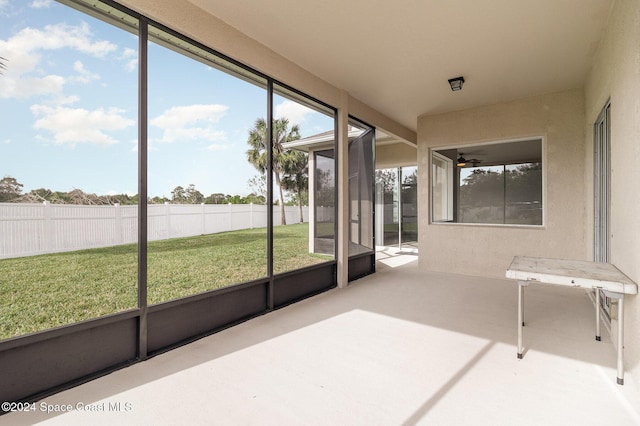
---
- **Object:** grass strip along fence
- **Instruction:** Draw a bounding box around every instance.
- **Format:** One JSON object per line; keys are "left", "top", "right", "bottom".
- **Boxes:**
{"left": 0, "top": 223, "right": 330, "bottom": 340}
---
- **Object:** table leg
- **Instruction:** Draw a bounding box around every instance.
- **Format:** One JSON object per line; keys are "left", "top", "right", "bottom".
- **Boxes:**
{"left": 521, "top": 284, "right": 525, "bottom": 327}
{"left": 517, "top": 282, "right": 524, "bottom": 359}
{"left": 595, "top": 289, "right": 601, "bottom": 341}
{"left": 617, "top": 296, "right": 624, "bottom": 385}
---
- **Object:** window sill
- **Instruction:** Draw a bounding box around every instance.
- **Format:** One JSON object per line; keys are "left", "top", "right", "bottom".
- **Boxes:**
{"left": 430, "top": 221, "right": 545, "bottom": 230}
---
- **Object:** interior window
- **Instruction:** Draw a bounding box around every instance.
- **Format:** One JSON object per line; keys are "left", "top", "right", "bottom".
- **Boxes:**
{"left": 431, "top": 139, "right": 543, "bottom": 226}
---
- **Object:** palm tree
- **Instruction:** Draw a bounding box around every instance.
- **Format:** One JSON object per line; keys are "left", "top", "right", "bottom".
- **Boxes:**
{"left": 0, "top": 56, "right": 7, "bottom": 75}
{"left": 246, "top": 117, "right": 300, "bottom": 225}
{"left": 281, "top": 150, "right": 308, "bottom": 223}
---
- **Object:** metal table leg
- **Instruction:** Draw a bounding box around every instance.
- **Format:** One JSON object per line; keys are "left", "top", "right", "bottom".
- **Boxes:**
{"left": 595, "top": 289, "right": 601, "bottom": 341}
{"left": 617, "top": 295, "right": 624, "bottom": 385}
{"left": 517, "top": 281, "right": 529, "bottom": 359}
{"left": 603, "top": 290, "right": 625, "bottom": 385}
{"left": 521, "top": 283, "right": 525, "bottom": 327}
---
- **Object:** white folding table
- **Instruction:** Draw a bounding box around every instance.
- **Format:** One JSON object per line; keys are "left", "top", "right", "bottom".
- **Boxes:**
{"left": 506, "top": 256, "right": 637, "bottom": 385}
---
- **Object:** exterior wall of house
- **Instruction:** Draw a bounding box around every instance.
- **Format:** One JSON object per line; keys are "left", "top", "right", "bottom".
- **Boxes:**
{"left": 417, "top": 89, "right": 587, "bottom": 277}
{"left": 376, "top": 143, "right": 417, "bottom": 169}
{"left": 584, "top": 0, "right": 640, "bottom": 388}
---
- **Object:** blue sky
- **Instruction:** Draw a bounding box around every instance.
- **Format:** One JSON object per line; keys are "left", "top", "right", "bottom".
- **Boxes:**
{"left": 0, "top": 0, "right": 333, "bottom": 199}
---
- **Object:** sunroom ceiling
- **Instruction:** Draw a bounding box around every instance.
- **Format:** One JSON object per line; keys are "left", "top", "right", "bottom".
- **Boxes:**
{"left": 189, "top": 0, "right": 612, "bottom": 132}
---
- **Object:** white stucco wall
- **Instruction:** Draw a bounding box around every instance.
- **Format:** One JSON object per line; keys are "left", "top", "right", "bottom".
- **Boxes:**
{"left": 417, "top": 89, "right": 587, "bottom": 278}
{"left": 376, "top": 143, "right": 417, "bottom": 169}
{"left": 585, "top": 0, "right": 640, "bottom": 388}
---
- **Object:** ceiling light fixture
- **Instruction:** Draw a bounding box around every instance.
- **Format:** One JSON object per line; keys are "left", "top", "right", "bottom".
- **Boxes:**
{"left": 448, "top": 76, "right": 465, "bottom": 91}
{"left": 457, "top": 154, "right": 467, "bottom": 167}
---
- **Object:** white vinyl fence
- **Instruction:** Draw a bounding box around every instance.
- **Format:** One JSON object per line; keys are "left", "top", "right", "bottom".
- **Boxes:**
{"left": 0, "top": 202, "right": 323, "bottom": 259}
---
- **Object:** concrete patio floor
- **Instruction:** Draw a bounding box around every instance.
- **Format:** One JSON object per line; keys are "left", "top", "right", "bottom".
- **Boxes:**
{"left": 3, "top": 250, "right": 640, "bottom": 425}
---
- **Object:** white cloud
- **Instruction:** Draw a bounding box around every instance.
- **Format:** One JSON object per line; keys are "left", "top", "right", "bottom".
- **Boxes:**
{"left": 274, "top": 100, "right": 314, "bottom": 126}
{"left": 151, "top": 104, "right": 228, "bottom": 144}
{"left": 71, "top": 60, "right": 100, "bottom": 83}
{"left": 2, "top": 138, "right": 11, "bottom": 144}
{"left": 4, "top": 22, "right": 116, "bottom": 59}
{"left": 56, "top": 95, "right": 80, "bottom": 106}
{"left": 0, "top": 22, "right": 117, "bottom": 99}
{"left": 1, "top": 74, "right": 65, "bottom": 99}
{"left": 31, "top": 104, "right": 134, "bottom": 147}
{"left": 30, "top": 0, "right": 53, "bottom": 8}
{"left": 0, "top": 0, "right": 9, "bottom": 15}
{"left": 119, "top": 48, "right": 137, "bottom": 72}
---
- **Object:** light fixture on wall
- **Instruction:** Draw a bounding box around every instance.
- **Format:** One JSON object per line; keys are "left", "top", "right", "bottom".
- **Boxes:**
{"left": 448, "top": 76, "right": 465, "bottom": 91}
{"left": 457, "top": 154, "right": 467, "bottom": 167}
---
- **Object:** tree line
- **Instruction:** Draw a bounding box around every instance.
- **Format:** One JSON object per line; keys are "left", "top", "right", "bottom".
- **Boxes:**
{"left": 0, "top": 176, "right": 269, "bottom": 206}
{"left": 1, "top": 116, "right": 311, "bottom": 223}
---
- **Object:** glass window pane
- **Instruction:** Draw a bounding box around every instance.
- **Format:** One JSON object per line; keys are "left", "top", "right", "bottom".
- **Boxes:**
{"left": 314, "top": 150, "right": 336, "bottom": 255}
{"left": 272, "top": 86, "right": 336, "bottom": 273}
{"left": 505, "top": 163, "right": 542, "bottom": 225}
{"left": 431, "top": 154, "right": 453, "bottom": 222}
{"left": 459, "top": 165, "right": 505, "bottom": 224}
{"left": 375, "top": 168, "right": 399, "bottom": 246}
{"left": 147, "top": 26, "right": 268, "bottom": 304}
{"left": 376, "top": 166, "right": 418, "bottom": 246}
{"left": 432, "top": 139, "right": 542, "bottom": 226}
{"left": 0, "top": 1, "right": 138, "bottom": 339}
{"left": 401, "top": 166, "right": 418, "bottom": 243}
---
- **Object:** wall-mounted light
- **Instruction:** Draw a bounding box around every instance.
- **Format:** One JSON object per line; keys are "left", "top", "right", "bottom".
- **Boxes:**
{"left": 448, "top": 76, "right": 465, "bottom": 91}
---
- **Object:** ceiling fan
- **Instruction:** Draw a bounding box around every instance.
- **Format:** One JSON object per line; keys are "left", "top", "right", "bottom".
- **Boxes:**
{"left": 456, "top": 152, "right": 482, "bottom": 167}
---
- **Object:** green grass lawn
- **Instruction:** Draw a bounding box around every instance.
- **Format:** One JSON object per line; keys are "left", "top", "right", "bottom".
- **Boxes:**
{"left": 0, "top": 223, "right": 331, "bottom": 340}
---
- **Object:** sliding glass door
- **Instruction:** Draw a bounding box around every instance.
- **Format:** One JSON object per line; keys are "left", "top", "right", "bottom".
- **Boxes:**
{"left": 594, "top": 101, "right": 611, "bottom": 315}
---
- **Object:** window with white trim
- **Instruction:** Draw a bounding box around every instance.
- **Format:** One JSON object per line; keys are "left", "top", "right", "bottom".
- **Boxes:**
{"left": 431, "top": 138, "right": 543, "bottom": 226}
